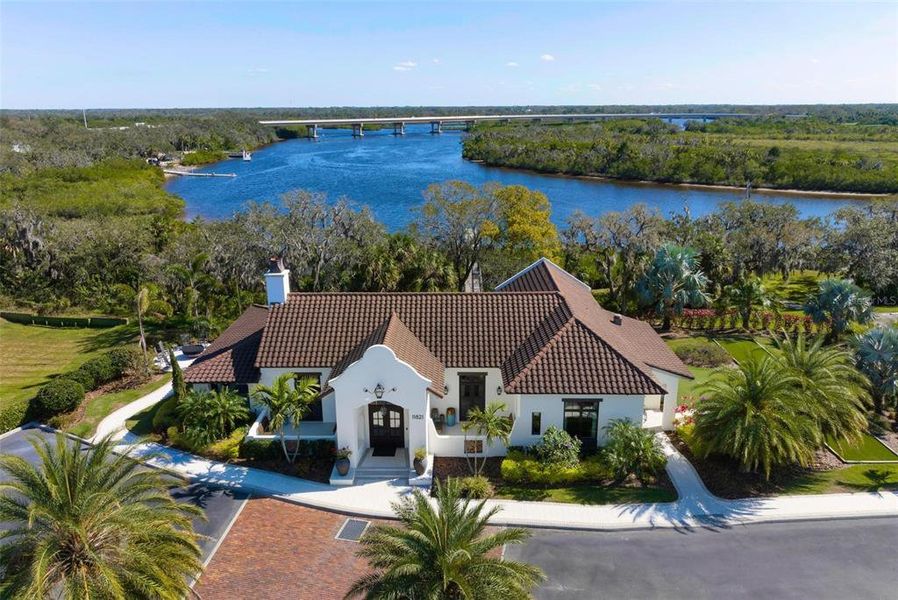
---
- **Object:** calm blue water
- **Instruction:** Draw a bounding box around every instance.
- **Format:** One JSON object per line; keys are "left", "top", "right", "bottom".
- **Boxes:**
{"left": 167, "top": 124, "right": 866, "bottom": 228}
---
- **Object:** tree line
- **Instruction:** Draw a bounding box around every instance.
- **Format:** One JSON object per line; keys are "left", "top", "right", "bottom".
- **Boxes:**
{"left": 2, "top": 172, "right": 896, "bottom": 342}
{"left": 462, "top": 119, "right": 898, "bottom": 194}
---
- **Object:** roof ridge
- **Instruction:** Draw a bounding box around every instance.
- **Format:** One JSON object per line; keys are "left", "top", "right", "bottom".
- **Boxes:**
{"left": 284, "top": 291, "right": 562, "bottom": 296}
{"left": 504, "top": 317, "right": 576, "bottom": 391}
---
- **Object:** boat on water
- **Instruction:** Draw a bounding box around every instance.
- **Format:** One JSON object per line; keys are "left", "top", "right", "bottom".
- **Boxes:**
{"left": 228, "top": 149, "right": 253, "bottom": 161}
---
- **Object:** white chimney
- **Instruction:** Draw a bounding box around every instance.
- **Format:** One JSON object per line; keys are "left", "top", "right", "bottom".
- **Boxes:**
{"left": 264, "top": 256, "right": 290, "bottom": 305}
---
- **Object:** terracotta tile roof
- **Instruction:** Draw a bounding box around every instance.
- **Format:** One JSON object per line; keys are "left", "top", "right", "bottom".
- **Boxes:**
{"left": 184, "top": 305, "right": 268, "bottom": 384}
{"left": 498, "top": 259, "right": 693, "bottom": 379}
{"left": 504, "top": 319, "right": 666, "bottom": 395}
{"left": 255, "top": 292, "right": 566, "bottom": 370}
{"left": 327, "top": 312, "right": 445, "bottom": 396}
{"left": 196, "top": 258, "right": 690, "bottom": 394}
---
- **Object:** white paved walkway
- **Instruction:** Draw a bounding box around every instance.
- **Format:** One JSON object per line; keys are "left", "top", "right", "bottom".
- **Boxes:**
{"left": 91, "top": 352, "right": 193, "bottom": 443}
{"left": 116, "top": 429, "right": 898, "bottom": 531}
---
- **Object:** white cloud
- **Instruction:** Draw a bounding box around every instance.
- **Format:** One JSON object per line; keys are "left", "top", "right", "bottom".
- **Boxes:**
{"left": 247, "top": 67, "right": 270, "bottom": 74}
{"left": 506, "top": 61, "right": 519, "bottom": 68}
{"left": 432, "top": 58, "right": 441, "bottom": 64}
{"left": 540, "top": 54, "right": 555, "bottom": 62}
{"left": 393, "top": 60, "right": 418, "bottom": 71}
{"left": 810, "top": 58, "right": 820, "bottom": 64}
{"left": 587, "top": 83, "right": 601, "bottom": 90}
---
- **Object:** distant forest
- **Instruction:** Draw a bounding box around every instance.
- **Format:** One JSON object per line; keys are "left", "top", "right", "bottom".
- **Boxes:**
{"left": 463, "top": 115, "right": 898, "bottom": 195}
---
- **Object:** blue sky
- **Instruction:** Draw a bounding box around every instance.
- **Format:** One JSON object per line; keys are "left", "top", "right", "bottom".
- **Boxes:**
{"left": 1, "top": 1, "right": 896, "bottom": 108}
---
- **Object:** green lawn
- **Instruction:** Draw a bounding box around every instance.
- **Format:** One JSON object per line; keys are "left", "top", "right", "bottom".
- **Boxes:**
{"left": 66, "top": 375, "right": 169, "bottom": 439}
{"left": 126, "top": 401, "right": 165, "bottom": 438}
{"left": 873, "top": 306, "right": 898, "bottom": 313}
{"left": 0, "top": 319, "right": 136, "bottom": 430}
{"left": 761, "top": 271, "right": 823, "bottom": 304}
{"left": 826, "top": 434, "right": 898, "bottom": 462}
{"left": 665, "top": 334, "right": 773, "bottom": 403}
{"left": 779, "top": 464, "right": 898, "bottom": 495}
{"left": 494, "top": 484, "right": 677, "bottom": 504}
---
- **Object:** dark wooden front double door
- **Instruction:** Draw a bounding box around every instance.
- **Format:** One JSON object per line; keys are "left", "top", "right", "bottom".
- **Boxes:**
{"left": 368, "top": 402, "right": 404, "bottom": 450}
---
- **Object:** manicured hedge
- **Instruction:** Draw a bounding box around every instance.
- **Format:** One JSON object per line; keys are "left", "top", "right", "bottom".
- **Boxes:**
{"left": 500, "top": 450, "right": 610, "bottom": 487}
{"left": 0, "top": 311, "right": 127, "bottom": 328}
{"left": 80, "top": 355, "right": 117, "bottom": 386}
{"left": 0, "top": 399, "right": 31, "bottom": 434}
{"left": 34, "top": 379, "right": 85, "bottom": 416}
{"left": 238, "top": 438, "right": 280, "bottom": 460}
{"left": 107, "top": 347, "right": 141, "bottom": 375}
{"left": 66, "top": 368, "right": 97, "bottom": 391}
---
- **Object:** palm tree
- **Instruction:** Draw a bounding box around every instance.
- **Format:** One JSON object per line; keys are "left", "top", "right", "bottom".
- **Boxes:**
{"left": 804, "top": 278, "right": 873, "bottom": 342}
{"left": 694, "top": 355, "right": 819, "bottom": 479}
{"left": 251, "top": 373, "right": 319, "bottom": 463}
{"left": 178, "top": 388, "right": 250, "bottom": 446}
{"left": 637, "top": 243, "right": 709, "bottom": 330}
{"left": 770, "top": 332, "right": 869, "bottom": 444}
{"left": 346, "top": 479, "right": 543, "bottom": 600}
{"left": 0, "top": 434, "right": 202, "bottom": 599}
{"left": 854, "top": 327, "right": 898, "bottom": 414}
{"left": 725, "top": 276, "right": 774, "bottom": 330}
{"left": 463, "top": 401, "right": 514, "bottom": 476}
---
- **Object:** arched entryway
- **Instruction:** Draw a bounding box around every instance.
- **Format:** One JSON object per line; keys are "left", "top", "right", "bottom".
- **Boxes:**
{"left": 368, "top": 401, "right": 404, "bottom": 454}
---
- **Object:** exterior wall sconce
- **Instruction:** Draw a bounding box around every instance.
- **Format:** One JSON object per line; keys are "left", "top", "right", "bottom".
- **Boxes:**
{"left": 444, "top": 384, "right": 449, "bottom": 394}
{"left": 364, "top": 383, "right": 396, "bottom": 400}
{"left": 496, "top": 386, "right": 503, "bottom": 396}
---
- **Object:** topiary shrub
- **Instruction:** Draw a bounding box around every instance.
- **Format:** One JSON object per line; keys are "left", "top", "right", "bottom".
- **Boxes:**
{"left": 456, "top": 475, "right": 494, "bottom": 499}
{"left": 673, "top": 340, "right": 731, "bottom": 368}
{"left": 0, "top": 398, "right": 31, "bottom": 434}
{"left": 66, "top": 367, "right": 97, "bottom": 391}
{"left": 107, "top": 347, "right": 141, "bottom": 377}
{"left": 238, "top": 438, "right": 279, "bottom": 461}
{"left": 151, "top": 396, "right": 179, "bottom": 432}
{"left": 203, "top": 427, "right": 246, "bottom": 461}
{"left": 80, "top": 355, "right": 116, "bottom": 386}
{"left": 35, "top": 378, "right": 85, "bottom": 417}
{"left": 533, "top": 426, "right": 581, "bottom": 468}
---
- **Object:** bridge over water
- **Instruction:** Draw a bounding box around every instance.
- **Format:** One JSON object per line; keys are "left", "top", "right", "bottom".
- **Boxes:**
{"left": 259, "top": 112, "right": 764, "bottom": 138}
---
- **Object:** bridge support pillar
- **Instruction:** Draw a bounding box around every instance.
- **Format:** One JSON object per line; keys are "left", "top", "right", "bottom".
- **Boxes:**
{"left": 430, "top": 121, "right": 442, "bottom": 134}
{"left": 352, "top": 123, "right": 364, "bottom": 137}
{"left": 393, "top": 122, "right": 405, "bottom": 135}
{"left": 307, "top": 124, "right": 319, "bottom": 139}
{"left": 464, "top": 120, "right": 475, "bottom": 131}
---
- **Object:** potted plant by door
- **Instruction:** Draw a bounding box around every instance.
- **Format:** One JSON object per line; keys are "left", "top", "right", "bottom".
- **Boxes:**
{"left": 413, "top": 447, "right": 427, "bottom": 476}
{"left": 335, "top": 447, "right": 352, "bottom": 476}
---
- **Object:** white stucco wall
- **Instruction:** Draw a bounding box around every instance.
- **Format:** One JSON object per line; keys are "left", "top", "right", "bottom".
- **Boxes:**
{"left": 650, "top": 368, "right": 682, "bottom": 431}
{"left": 329, "top": 345, "right": 431, "bottom": 467}
{"left": 431, "top": 367, "right": 517, "bottom": 419}
{"left": 511, "top": 394, "right": 646, "bottom": 447}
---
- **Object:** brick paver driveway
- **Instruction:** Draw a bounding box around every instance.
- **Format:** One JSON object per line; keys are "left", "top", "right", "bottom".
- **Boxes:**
{"left": 194, "top": 497, "right": 388, "bottom": 599}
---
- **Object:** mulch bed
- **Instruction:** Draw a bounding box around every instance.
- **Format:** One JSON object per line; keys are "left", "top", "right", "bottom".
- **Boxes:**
{"left": 230, "top": 456, "right": 335, "bottom": 484}
{"left": 431, "top": 455, "right": 676, "bottom": 497}
{"left": 667, "top": 431, "right": 839, "bottom": 499}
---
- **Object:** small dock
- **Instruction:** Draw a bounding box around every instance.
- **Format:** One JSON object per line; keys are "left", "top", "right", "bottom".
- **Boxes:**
{"left": 163, "top": 169, "right": 236, "bottom": 178}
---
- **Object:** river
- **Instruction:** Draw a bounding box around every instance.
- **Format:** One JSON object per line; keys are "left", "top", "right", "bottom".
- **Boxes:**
{"left": 166, "top": 124, "right": 869, "bottom": 228}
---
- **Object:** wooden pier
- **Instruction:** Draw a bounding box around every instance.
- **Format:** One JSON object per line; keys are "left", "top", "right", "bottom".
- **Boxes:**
{"left": 163, "top": 170, "right": 236, "bottom": 178}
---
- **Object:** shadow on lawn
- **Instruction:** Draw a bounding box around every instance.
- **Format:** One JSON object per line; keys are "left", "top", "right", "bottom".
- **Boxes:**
{"left": 838, "top": 468, "right": 898, "bottom": 492}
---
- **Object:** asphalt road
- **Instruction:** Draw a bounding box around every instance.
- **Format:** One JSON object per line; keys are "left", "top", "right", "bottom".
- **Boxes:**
{"left": 0, "top": 424, "right": 248, "bottom": 562}
{"left": 507, "top": 518, "right": 898, "bottom": 600}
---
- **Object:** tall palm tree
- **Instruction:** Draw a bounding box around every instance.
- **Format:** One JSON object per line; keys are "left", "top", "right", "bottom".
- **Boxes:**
{"left": 725, "top": 276, "right": 774, "bottom": 330}
{"left": 804, "top": 278, "right": 873, "bottom": 342}
{"left": 463, "top": 401, "right": 514, "bottom": 476}
{"left": 251, "top": 373, "right": 319, "bottom": 463}
{"left": 346, "top": 479, "right": 544, "bottom": 600}
{"left": 694, "top": 355, "right": 818, "bottom": 479}
{"left": 770, "top": 332, "right": 869, "bottom": 443}
{"left": 637, "top": 243, "right": 710, "bottom": 330}
{"left": 0, "top": 434, "right": 203, "bottom": 599}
